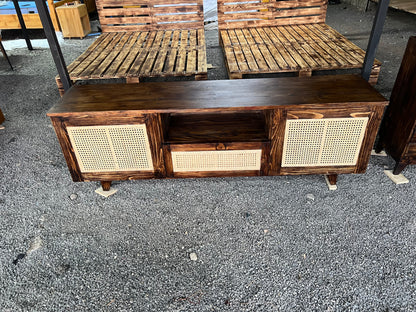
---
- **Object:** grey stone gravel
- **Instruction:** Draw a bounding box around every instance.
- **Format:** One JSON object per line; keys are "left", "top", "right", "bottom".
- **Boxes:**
{"left": 1, "top": 2, "right": 416, "bottom": 311}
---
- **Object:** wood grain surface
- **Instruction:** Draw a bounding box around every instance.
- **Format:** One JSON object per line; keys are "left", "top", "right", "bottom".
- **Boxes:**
{"left": 49, "top": 75, "right": 387, "bottom": 116}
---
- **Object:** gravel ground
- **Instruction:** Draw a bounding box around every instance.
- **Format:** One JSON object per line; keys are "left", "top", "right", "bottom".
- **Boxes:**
{"left": 1, "top": 2, "right": 416, "bottom": 311}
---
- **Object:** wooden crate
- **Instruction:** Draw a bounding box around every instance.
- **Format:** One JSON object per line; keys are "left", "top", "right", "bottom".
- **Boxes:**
{"left": 56, "top": 0, "right": 207, "bottom": 95}
{"left": 0, "top": 0, "right": 73, "bottom": 31}
{"left": 217, "top": 0, "right": 381, "bottom": 85}
{"left": 56, "top": 3, "right": 91, "bottom": 38}
{"left": 48, "top": 75, "right": 387, "bottom": 190}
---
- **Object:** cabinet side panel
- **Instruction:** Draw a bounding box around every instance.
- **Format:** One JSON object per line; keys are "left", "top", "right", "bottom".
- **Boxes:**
{"left": 355, "top": 105, "right": 385, "bottom": 173}
{"left": 50, "top": 117, "right": 83, "bottom": 182}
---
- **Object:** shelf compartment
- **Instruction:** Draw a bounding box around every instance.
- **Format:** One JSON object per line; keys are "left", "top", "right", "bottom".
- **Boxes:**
{"left": 165, "top": 111, "right": 269, "bottom": 144}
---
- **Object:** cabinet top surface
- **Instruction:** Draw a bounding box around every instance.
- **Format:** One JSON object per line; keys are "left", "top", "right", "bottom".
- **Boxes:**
{"left": 48, "top": 75, "right": 388, "bottom": 116}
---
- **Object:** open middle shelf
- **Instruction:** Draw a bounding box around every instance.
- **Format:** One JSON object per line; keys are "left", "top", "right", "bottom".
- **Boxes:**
{"left": 165, "top": 111, "right": 269, "bottom": 144}
{"left": 163, "top": 111, "right": 270, "bottom": 177}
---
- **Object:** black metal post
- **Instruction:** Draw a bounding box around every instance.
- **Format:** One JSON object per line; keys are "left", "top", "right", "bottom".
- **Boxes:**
{"left": 0, "top": 39, "right": 14, "bottom": 70}
{"left": 34, "top": 0, "right": 72, "bottom": 92}
{"left": 12, "top": 0, "right": 33, "bottom": 50}
{"left": 362, "top": 0, "right": 390, "bottom": 82}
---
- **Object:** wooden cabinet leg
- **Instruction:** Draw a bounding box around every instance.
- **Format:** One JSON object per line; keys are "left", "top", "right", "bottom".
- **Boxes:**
{"left": 326, "top": 174, "right": 337, "bottom": 186}
{"left": 393, "top": 162, "right": 407, "bottom": 175}
{"left": 101, "top": 181, "right": 112, "bottom": 191}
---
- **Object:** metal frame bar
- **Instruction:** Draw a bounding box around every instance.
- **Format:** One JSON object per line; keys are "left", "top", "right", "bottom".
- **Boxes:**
{"left": 12, "top": 0, "right": 33, "bottom": 50}
{"left": 34, "top": 0, "right": 72, "bottom": 92}
{"left": 362, "top": 0, "right": 390, "bottom": 81}
{"left": 0, "top": 38, "right": 14, "bottom": 70}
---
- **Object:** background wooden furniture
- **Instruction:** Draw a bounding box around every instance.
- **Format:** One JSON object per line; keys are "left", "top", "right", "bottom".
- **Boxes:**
{"left": 48, "top": 75, "right": 387, "bottom": 190}
{"left": 217, "top": 0, "right": 381, "bottom": 84}
{"left": 0, "top": 0, "right": 69, "bottom": 31}
{"left": 83, "top": 0, "right": 96, "bottom": 13}
{"left": 55, "top": 0, "right": 208, "bottom": 96}
{"left": 56, "top": 2, "right": 91, "bottom": 38}
{"left": 376, "top": 36, "right": 416, "bottom": 174}
{"left": 0, "top": 108, "right": 4, "bottom": 125}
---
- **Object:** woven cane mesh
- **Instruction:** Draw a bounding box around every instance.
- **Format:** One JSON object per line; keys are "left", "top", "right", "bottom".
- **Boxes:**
{"left": 282, "top": 118, "right": 368, "bottom": 167}
{"left": 67, "top": 125, "right": 153, "bottom": 172}
{"left": 172, "top": 150, "right": 262, "bottom": 172}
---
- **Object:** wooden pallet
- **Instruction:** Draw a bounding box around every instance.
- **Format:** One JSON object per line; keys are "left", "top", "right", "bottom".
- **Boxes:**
{"left": 57, "top": 0, "right": 207, "bottom": 95}
{"left": 217, "top": 0, "right": 381, "bottom": 85}
{"left": 57, "top": 30, "right": 207, "bottom": 95}
{"left": 372, "top": 0, "right": 416, "bottom": 14}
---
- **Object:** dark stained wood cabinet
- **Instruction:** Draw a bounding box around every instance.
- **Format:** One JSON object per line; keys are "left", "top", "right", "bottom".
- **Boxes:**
{"left": 47, "top": 75, "right": 387, "bottom": 190}
{"left": 376, "top": 37, "right": 416, "bottom": 174}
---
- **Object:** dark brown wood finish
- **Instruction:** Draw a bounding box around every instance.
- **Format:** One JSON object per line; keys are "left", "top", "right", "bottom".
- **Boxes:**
{"left": 376, "top": 37, "right": 416, "bottom": 175}
{"left": 166, "top": 112, "right": 268, "bottom": 144}
{"left": 267, "top": 108, "right": 287, "bottom": 175}
{"left": 48, "top": 75, "right": 387, "bottom": 188}
{"left": 101, "top": 181, "right": 112, "bottom": 191}
{"left": 48, "top": 75, "right": 386, "bottom": 116}
{"left": 0, "top": 108, "right": 4, "bottom": 125}
{"left": 145, "top": 114, "right": 166, "bottom": 178}
{"left": 50, "top": 117, "right": 83, "bottom": 182}
{"left": 354, "top": 105, "right": 385, "bottom": 173}
{"left": 326, "top": 174, "right": 338, "bottom": 186}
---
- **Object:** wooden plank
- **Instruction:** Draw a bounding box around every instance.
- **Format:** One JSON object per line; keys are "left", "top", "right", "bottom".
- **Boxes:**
{"left": 234, "top": 29, "right": 258, "bottom": 71}
{"left": 249, "top": 28, "right": 279, "bottom": 70}
{"left": 283, "top": 25, "right": 330, "bottom": 68}
{"left": 308, "top": 24, "right": 361, "bottom": 66}
{"left": 112, "top": 31, "right": 148, "bottom": 77}
{"left": 278, "top": 26, "right": 320, "bottom": 69}
{"left": 217, "top": 0, "right": 327, "bottom": 29}
{"left": 140, "top": 31, "right": 165, "bottom": 74}
{"left": 244, "top": 28, "right": 268, "bottom": 71}
{"left": 255, "top": 27, "right": 290, "bottom": 70}
{"left": 270, "top": 27, "right": 310, "bottom": 69}
{"left": 186, "top": 30, "right": 197, "bottom": 73}
{"left": 263, "top": 27, "right": 298, "bottom": 69}
{"left": 104, "top": 32, "right": 142, "bottom": 77}
{"left": 373, "top": 0, "right": 416, "bottom": 14}
{"left": 48, "top": 75, "right": 388, "bottom": 116}
{"left": 152, "top": 31, "right": 173, "bottom": 74}
{"left": 176, "top": 30, "right": 188, "bottom": 73}
{"left": 97, "top": 0, "right": 204, "bottom": 32}
{"left": 164, "top": 30, "right": 181, "bottom": 74}
{"left": 229, "top": 29, "right": 249, "bottom": 72}
{"left": 126, "top": 31, "right": 156, "bottom": 75}
{"left": 68, "top": 33, "right": 111, "bottom": 73}
{"left": 80, "top": 32, "right": 125, "bottom": 78}
{"left": 296, "top": 24, "right": 344, "bottom": 67}
{"left": 92, "top": 32, "right": 132, "bottom": 78}
{"left": 197, "top": 28, "right": 207, "bottom": 73}
{"left": 70, "top": 33, "right": 118, "bottom": 78}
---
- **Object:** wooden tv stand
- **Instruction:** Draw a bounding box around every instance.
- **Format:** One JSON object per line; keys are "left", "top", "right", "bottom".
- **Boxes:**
{"left": 47, "top": 75, "right": 387, "bottom": 191}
